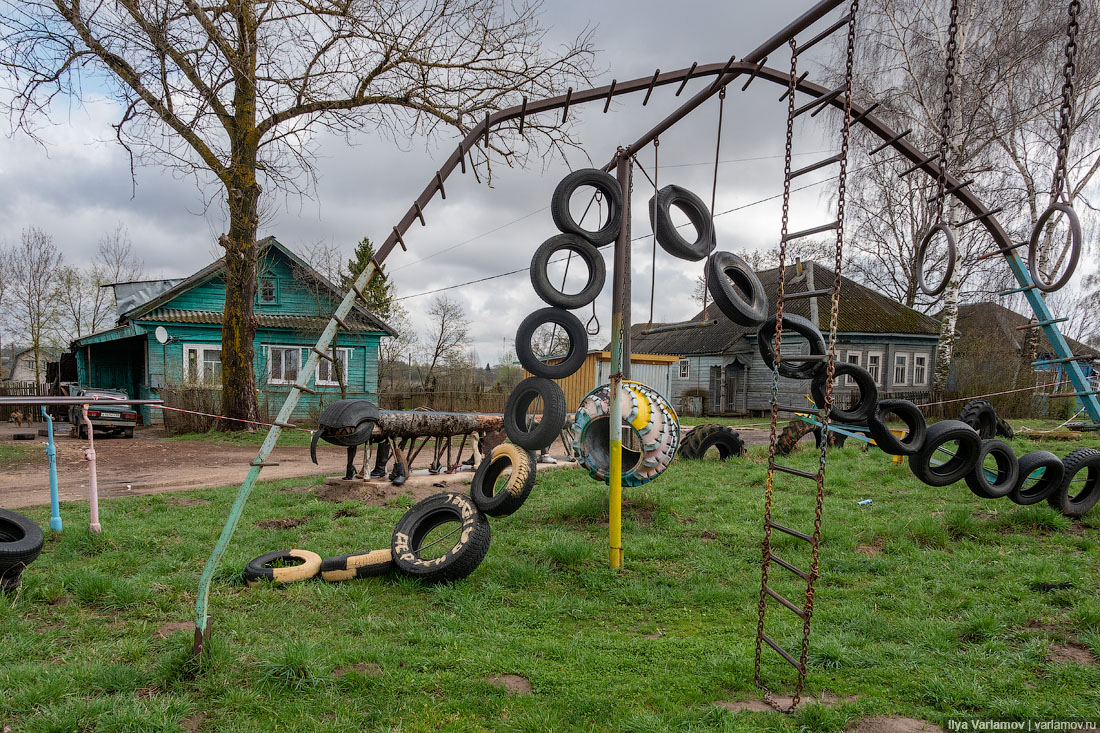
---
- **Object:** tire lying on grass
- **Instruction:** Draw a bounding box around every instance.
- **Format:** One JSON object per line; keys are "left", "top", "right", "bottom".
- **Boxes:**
{"left": 1047, "top": 448, "right": 1100, "bottom": 518}
{"left": 0, "top": 508, "right": 44, "bottom": 592}
{"left": 392, "top": 493, "right": 491, "bottom": 583}
{"left": 504, "top": 376, "right": 567, "bottom": 450}
{"left": 680, "top": 424, "right": 745, "bottom": 460}
{"left": 964, "top": 439, "right": 1020, "bottom": 499}
{"left": 867, "top": 399, "right": 926, "bottom": 456}
{"left": 470, "top": 443, "right": 537, "bottom": 518}
{"left": 243, "top": 549, "right": 322, "bottom": 586}
{"left": 910, "top": 420, "right": 982, "bottom": 488}
{"left": 959, "top": 399, "right": 998, "bottom": 440}
{"left": 319, "top": 549, "right": 394, "bottom": 582}
{"left": 1009, "top": 451, "right": 1065, "bottom": 506}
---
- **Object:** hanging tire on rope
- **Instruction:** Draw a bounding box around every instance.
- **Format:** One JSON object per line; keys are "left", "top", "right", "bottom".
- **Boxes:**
{"left": 811, "top": 362, "right": 877, "bottom": 424}
{"left": 706, "top": 251, "right": 768, "bottom": 326}
{"left": 504, "top": 377, "right": 567, "bottom": 450}
{"left": 243, "top": 549, "right": 323, "bottom": 585}
{"left": 757, "top": 313, "right": 827, "bottom": 380}
{"left": 910, "top": 420, "right": 982, "bottom": 487}
{"left": 1047, "top": 448, "right": 1100, "bottom": 518}
{"left": 391, "top": 493, "right": 491, "bottom": 583}
{"left": 1008, "top": 451, "right": 1065, "bottom": 506}
{"left": 867, "top": 399, "right": 926, "bottom": 456}
{"left": 648, "top": 184, "right": 717, "bottom": 261}
{"left": 515, "top": 307, "right": 588, "bottom": 380}
{"left": 964, "top": 439, "right": 1020, "bottom": 499}
{"left": 470, "top": 443, "right": 537, "bottom": 518}
{"left": 550, "top": 168, "right": 622, "bottom": 245}
{"left": 530, "top": 233, "right": 606, "bottom": 309}
{"left": 573, "top": 381, "right": 678, "bottom": 486}
{"left": 319, "top": 550, "right": 394, "bottom": 582}
{"left": 959, "top": 399, "right": 998, "bottom": 440}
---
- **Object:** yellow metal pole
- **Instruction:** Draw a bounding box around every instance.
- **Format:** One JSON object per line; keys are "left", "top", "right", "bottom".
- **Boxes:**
{"left": 608, "top": 151, "right": 632, "bottom": 569}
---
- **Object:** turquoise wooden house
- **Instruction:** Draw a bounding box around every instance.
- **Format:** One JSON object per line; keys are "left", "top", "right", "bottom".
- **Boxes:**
{"left": 70, "top": 237, "right": 395, "bottom": 424}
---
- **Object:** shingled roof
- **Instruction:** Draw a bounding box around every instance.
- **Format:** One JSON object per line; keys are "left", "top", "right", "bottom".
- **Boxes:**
{"left": 955, "top": 302, "right": 1100, "bottom": 359}
{"left": 629, "top": 260, "right": 941, "bottom": 356}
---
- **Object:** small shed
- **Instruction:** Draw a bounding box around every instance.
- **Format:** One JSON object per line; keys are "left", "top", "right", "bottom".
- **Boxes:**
{"left": 522, "top": 350, "right": 681, "bottom": 410}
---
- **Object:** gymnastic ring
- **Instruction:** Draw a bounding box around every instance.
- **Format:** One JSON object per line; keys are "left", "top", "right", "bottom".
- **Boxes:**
{"left": 916, "top": 222, "right": 956, "bottom": 297}
{"left": 1028, "top": 202, "right": 1081, "bottom": 293}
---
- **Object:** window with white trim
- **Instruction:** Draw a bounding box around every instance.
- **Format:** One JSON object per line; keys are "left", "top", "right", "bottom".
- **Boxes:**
{"left": 866, "top": 352, "right": 883, "bottom": 385}
{"left": 268, "top": 345, "right": 301, "bottom": 385}
{"left": 894, "top": 353, "right": 909, "bottom": 386}
{"left": 844, "top": 351, "right": 861, "bottom": 385}
{"left": 316, "top": 348, "right": 352, "bottom": 386}
{"left": 913, "top": 354, "right": 928, "bottom": 386}
{"left": 184, "top": 345, "right": 222, "bottom": 385}
{"left": 678, "top": 359, "right": 690, "bottom": 379}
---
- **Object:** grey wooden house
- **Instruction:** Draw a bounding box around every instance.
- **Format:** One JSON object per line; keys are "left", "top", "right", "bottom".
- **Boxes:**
{"left": 630, "top": 261, "right": 942, "bottom": 416}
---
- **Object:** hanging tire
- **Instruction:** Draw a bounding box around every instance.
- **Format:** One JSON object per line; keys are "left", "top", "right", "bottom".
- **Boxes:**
{"left": 1047, "top": 448, "right": 1100, "bottom": 518}
{"left": 867, "top": 399, "right": 926, "bottom": 456}
{"left": 515, "top": 307, "right": 588, "bottom": 379}
{"left": 319, "top": 549, "right": 394, "bottom": 582}
{"left": 530, "top": 233, "right": 606, "bottom": 309}
{"left": 551, "top": 169, "right": 622, "bottom": 245}
{"left": 391, "top": 493, "right": 491, "bottom": 582}
{"left": 964, "top": 439, "right": 1020, "bottom": 499}
{"left": 959, "top": 399, "right": 998, "bottom": 440}
{"left": 910, "top": 420, "right": 982, "bottom": 487}
{"left": 243, "top": 549, "right": 322, "bottom": 585}
{"left": 0, "top": 509, "right": 44, "bottom": 591}
{"left": 504, "top": 377, "right": 567, "bottom": 450}
{"left": 470, "top": 444, "right": 537, "bottom": 518}
{"left": 682, "top": 425, "right": 745, "bottom": 460}
{"left": 648, "top": 184, "right": 717, "bottom": 261}
{"left": 706, "top": 252, "right": 767, "bottom": 326}
{"left": 1009, "top": 451, "right": 1065, "bottom": 506}
{"left": 757, "top": 314, "right": 827, "bottom": 380}
{"left": 810, "top": 362, "right": 877, "bottom": 424}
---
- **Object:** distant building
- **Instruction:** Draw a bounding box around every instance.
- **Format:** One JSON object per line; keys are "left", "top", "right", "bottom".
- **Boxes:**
{"left": 522, "top": 351, "right": 682, "bottom": 410}
{"left": 629, "top": 261, "right": 942, "bottom": 416}
{"left": 4, "top": 346, "right": 62, "bottom": 382}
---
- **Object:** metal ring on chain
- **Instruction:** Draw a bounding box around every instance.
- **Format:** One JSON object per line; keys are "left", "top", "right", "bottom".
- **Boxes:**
{"left": 916, "top": 222, "right": 957, "bottom": 297}
{"left": 1028, "top": 202, "right": 1081, "bottom": 293}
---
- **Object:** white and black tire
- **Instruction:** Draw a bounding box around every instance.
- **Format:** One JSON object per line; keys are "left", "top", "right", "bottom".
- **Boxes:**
{"left": 243, "top": 549, "right": 323, "bottom": 586}
{"left": 392, "top": 493, "right": 491, "bottom": 583}
{"left": 470, "top": 444, "right": 537, "bottom": 518}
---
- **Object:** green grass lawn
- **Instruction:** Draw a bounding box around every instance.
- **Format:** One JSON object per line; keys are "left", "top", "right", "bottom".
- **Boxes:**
{"left": 3, "top": 431, "right": 1099, "bottom": 731}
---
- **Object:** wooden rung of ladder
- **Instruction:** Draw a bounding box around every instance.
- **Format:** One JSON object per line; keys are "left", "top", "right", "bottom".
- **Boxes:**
{"left": 783, "top": 220, "right": 840, "bottom": 242}
{"left": 772, "top": 463, "right": 820, "bottom": 480}
{"left": 768, "top": 520, "right": 814, "bottom": 542}
{"left": 787, "top": 154, "right": 844, "bottom": 181}
{"left": 312, "top": 347, "right": 335, "bottom": 362}
{"left": 795, "top": 12, "right": 853, "bottom": 55}
{"left": 771, "top": 553, "right": 810, "bottom": 580}
{"left": 765, "top": 584, "right": 807, "bottom": 619}
{"left": 793, "top": 86, "right": 844, "bottom": 118}
{"left": 998, "top": 284, "right": 1039, "bottom": 296}
{"left": 760, "top": 632, "right": 803, "bottom": 669}
{"left": 1032, "top": 354, "right": 1091, "bottom": 366}
{"left": 956, "top": 206, "right": 1003, "bottom": 227}
{"left": 784, "top": 287, "right": 835, "bottom": 300}
{"left": 333, "top": 314, "right": 351, "bottom": 331}
{"left": 273, "top": 421, "right": 296, "bottom": 430}
{"left": 975, "top": 240, "right": 1028, "bottom": 262}
{"left": 870, "top": 128, "right": 911, "bottom": 155}
{"left": 1016, "top": 317, "right": 1069, "bottom": 331}
{"left": 897, "top": 153, "right": 939, "bottom": 178}
{"left": 350, "top": 281, "right": 370, "bottom": 304}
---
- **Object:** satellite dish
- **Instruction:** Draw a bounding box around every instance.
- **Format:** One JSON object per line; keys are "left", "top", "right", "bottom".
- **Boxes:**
{"left": 154, "top": 326, "right": 170, "bottom": 344}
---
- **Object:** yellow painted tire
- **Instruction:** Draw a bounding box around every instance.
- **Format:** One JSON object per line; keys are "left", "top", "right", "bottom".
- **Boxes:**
{"left": 244, "top": 549, "right": 322, "bottom": 585}
{"left": 625, "top": 383, "right": 652, "bottom": 433}
{"left": 470, "top": 443, "right": 536, "bottom": 517}
{"left": 319, "top": 549, "right": 394, "bottom": 582}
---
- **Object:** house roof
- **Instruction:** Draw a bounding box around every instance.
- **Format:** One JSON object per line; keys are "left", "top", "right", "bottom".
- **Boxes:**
{"left": 954, "top": 302, "right": 1100, "bottom": 359}
{"left": 121, "top": 237, "right": 396, "bottom": 337}
{"left": 628, "top": 260, "right": 942, "bottom": 356}
{"left": 140, "top": 308, "right": 384, "bottom": 332}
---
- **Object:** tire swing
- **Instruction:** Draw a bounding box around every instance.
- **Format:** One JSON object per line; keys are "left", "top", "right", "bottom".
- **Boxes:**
{"left": 706, "top": 251, "right": 768, "bottom": 327}
{"left": 909, "top": 420, "right": 982, "bottom": 488}
{"left": 530, "top": 233, "right": 606, "bottom": 310}
{"left": 811, "top": 362, "right": 877, "bottom": 424}
{"left": 964, "top": 439, "right": 1020, "bottom": 499}
{"left": 514, "top": 307, "right": 588, "bottom": 379}
{"left": 503, "top": 376, "right": 567, "bottom": 450}
{"left": 550, "top": 168, "right": 623, "bottom": 245}
{"left": 757, "top": 313, "right": 827, "bottom": 380}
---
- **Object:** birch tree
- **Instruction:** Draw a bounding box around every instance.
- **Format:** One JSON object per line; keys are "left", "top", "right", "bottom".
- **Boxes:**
{"left": 4, "top": 228, "right": 63, "bottom": 382}
{"left": 1, "top": 1, "right": 596, "bottom": 424}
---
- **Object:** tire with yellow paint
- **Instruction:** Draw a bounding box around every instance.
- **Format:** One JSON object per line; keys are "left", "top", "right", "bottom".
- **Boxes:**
{"left": 573, "top": 381, "right": 679, "bottom": 486}
{"left": 391, "top": 493, "right": 491, "bottom": 583}
{"left": 470, "top": 443, "right": 537, "bottom": 517}
{"left": 319, "top": 549, "right": 395, "bottom": 582}
{"left": 243, "top": 548, "right": 322, "bottom": 585}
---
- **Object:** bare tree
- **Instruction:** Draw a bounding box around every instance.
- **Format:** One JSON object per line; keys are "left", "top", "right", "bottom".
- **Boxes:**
{"left": 1, "top": 1, "right": 596, "bottom": 424}
{"left": 4, "top": 228, "right": 63, "bottom": 382}
{"left": 378, "top": 302, "right": 417, "bottom": 393}
{"left": 419, "top": 296, "right": 471, "bottom": 388}
{"left": 55, "top": 224, "right": 146, "bottom": 341}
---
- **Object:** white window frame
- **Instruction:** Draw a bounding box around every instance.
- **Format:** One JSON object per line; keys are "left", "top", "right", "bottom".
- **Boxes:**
{"left": 267, "top": 345, "right": 302, "bottom": 385}
{"left": 866, "top": 351, "right": 884, "bottom": 386}
{"left": 913, "top": 354, "right": 928, "bottom": 386}
{"left": 316, "top": 347, "right": 352, "bottom": 386}
{"left": 678, "top": 359, "right": 690, "bottom": 379}
{"left": 183, "top": 344, "right": 223, "bottom": 386}
{"left": 844, "top": 350, "right": 861, "bottom": 386}
{"left": 894, "top": 353, "right": 909, "bottom": 387}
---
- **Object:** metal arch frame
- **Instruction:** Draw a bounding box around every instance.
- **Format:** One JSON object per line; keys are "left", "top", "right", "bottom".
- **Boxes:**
{"left": 193, "top": 0, "right": 1098, "bottom": 655}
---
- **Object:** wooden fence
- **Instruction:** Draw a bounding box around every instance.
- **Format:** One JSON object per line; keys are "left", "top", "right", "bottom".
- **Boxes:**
{"left": 0, "top": 382, "right": 49, "bottom": 421}
{"left": 379, "top": 390, "right": 508, "bottom": 414}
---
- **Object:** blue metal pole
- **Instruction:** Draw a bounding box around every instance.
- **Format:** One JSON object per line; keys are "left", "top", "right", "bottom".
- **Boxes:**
{"left": 41, "top": 406, "right": 62, "bottom": 532}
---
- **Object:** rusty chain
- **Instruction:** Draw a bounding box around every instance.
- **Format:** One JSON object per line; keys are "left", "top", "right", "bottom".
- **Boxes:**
{"left": 1052, "top": 0, "right": 1081, "bottom": 201}
{"left": 935, "top": 0, "right": 960, "bottom": 223}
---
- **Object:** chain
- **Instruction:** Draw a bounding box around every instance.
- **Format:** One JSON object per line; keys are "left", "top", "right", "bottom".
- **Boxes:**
{"left": 1052, "top": 0, "right": 1080, "bottom": 201}
{"left": 935, "top": 0, "right": 960, "bottom": 222}
{"left": 701, "top": 87, "right": 726, "bottom": 316}
{"left": 754, "top": 37, "right": 798, "bottom": 711}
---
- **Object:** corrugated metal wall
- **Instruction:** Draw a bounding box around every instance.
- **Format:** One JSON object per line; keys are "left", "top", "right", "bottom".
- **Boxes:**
{"left": 524, "top": 351, "right": 678, "bottom": 410}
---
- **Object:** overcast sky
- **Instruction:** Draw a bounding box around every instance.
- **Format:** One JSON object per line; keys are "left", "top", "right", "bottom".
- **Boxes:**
{"left": 0, "top": 1, "right": 851, "bottom": 363}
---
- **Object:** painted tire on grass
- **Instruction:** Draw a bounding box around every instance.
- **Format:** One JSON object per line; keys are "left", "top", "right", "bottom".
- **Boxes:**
{"left": 470, "top": 444, "right": 537, "bottom": 518}
{"left": 392, "top": 493, "right": 491, "bottom": 583}
{"left": 244, "top": 549, "right": 323, "bottom": 585}
{"left": 573, "top": 381, "right": 679, "bottom": 486}
{"left": 319, "top": 549, "right": 394, "bottom": 582}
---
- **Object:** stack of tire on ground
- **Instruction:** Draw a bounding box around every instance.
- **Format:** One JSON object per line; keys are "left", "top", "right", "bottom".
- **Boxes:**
{"left": 0, "top": 508, "right": 44, "bottom": 592}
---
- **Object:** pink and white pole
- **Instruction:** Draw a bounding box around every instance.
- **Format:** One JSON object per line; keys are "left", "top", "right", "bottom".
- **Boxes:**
{"left": 82, "top": 405, "right": 101, "bottom": 534}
